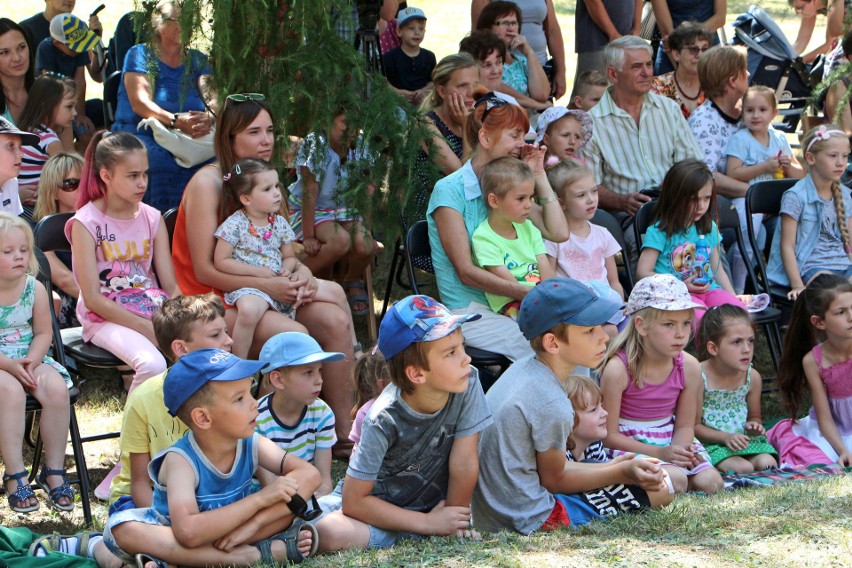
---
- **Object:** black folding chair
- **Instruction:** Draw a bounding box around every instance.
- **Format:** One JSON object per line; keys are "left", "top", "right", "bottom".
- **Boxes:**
{"left": 403, "top": 221, "right": 510, "bottom": 392}
{"left": 163, "top": 207, "right": 179, "bottom": 245}
{"left": 591, "top": 209, "right": 635, "bottom": 294}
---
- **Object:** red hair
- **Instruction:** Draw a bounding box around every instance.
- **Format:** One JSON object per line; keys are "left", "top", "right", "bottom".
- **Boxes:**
{"left": 463, "top": 90, "right": 530, "bottom": 159}
{"left": 77, "top": 131, "right": 146, "bottom": 209}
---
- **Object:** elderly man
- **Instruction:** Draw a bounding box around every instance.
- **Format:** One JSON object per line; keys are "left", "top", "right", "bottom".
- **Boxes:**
{"left": 585, "top": 36, "right": 702, "bottom": 222}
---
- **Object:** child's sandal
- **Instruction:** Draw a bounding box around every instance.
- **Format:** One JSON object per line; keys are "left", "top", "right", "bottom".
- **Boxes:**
{"left": 135, "top": 553, "right": 169, "bottom": 568}
{"left": 36, "top": 467, "right": 75, "bottom": 512}
{"left": 255, "top": 518, "right": 319, "bottom": 564}
{"left": 3, "top": 470, "right": 39, "bottom": 513}
{"left": 27, "top": 530, "right": 102, "bottom": 557}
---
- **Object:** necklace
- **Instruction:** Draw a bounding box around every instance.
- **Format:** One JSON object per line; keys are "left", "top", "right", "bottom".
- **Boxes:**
{"left": 673, "top": 71, "right": 701, "bottom": 101}
{"left": 247, "top": 212, "right": 275, "bottom": 240}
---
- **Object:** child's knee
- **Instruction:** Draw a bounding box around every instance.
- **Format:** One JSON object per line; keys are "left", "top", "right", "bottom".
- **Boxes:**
{"left": 717, "top": 456, "right": 754, "bottom": 475}
{"left": 316, "top": 512, "right": 369, "bottom": 552}
{"left": 751, "top": 453, "right": 778, "bottom": 470}
{"left": 236, "top": 297, "right": 269, "bottom": 323}
{"left": 664, "top": 466, "right": 688, "bottom": 494}
{"left": 690, "top": 468, "right": 723, "bottom": 494}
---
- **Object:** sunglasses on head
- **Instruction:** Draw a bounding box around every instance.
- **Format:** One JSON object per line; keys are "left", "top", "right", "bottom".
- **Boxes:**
{"left": 226, "top": 93, "right": 265, "bottom": 103}
{"left": 59, "top": 178, "right": 80, "bottom": 191}
{"left": 474, "top": 92, "right": 508, "bottom": 123}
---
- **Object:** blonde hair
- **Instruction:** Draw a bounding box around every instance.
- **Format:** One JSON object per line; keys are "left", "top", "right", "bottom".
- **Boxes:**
{"left": 33, "top": 152, "right": 83, "bottom": 222}
{"left": 0, "top": 212, "right": 38, "bottom": 275}
{"left": 801, "top": 124, "right": 852, "bottom": 263}
{"left": 598, "top": 307, "right": 666, "bottom": 388}
{"left": 698, "top": 46, "right": 747, "bottom": 99}
{"left": 546, "top": 159, "right": 595, "bottom": 201}
{"left": 481, "top": 156, "right": 534, "bottom": 200}
{"left": 419, "top": 53, "right": 477, "bottom": 112}
{"left": 565, "top": 375, "right": 603, "bottom": 452}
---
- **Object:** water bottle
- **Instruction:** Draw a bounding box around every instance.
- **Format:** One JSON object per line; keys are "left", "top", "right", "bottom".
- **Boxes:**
{"left": 693, "top": 234, "right": 711, "bottom": 285}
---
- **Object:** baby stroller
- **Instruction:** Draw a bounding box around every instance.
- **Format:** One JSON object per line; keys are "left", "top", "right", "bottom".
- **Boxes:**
{"left": 732, "top": 5, "right": 819, "bottom": 133}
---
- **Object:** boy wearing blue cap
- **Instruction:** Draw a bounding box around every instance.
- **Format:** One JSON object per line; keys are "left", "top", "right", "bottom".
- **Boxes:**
{"left": 383, "top": 7, "right": 436, "bottom": 105}
{"left": 472, "top": 278, "right": 673, "bottom": 534}
{"left": 104, "top": 349, "right": 322, "bottom": 566}
{"left": 255, "top": 332, "right": 345, "bottom": 498}
{"left": 316, "top": 295, "right": 492, "bottom": 551}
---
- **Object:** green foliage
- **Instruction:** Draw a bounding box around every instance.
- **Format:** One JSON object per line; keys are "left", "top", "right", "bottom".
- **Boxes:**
{"left": 139, "top": 0, "right": 440, "bottom": 242}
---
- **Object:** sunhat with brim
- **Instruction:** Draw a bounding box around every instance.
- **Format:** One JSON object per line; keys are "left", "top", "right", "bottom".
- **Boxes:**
{"left": 0, "top": 117, "right": 38, "bottom": 146}
{"left": 260, "top": 332, "right": 345, "bottom": 370}
{"left": 535, "top": 107, "right": 593, "bottom": 146}
{"left": 518, "top": 278, "right": 624, "bottom": 340}
{"left": 626, "top": 274, "right": 705, "bottom": 315}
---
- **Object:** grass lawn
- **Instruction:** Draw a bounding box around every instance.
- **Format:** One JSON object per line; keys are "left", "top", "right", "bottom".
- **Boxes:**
{"left": 3, "top": 1, "right": 851, "bottom": 566}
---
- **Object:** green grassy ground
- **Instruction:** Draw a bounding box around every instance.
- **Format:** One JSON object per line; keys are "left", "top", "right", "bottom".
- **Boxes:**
{"left": 3, "top": 1, "right": 851, "bottom": 566}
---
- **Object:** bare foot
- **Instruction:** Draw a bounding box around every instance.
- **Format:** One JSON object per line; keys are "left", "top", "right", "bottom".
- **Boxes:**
{"left": 270, "top": 529, "right": 314, "bottom": 561}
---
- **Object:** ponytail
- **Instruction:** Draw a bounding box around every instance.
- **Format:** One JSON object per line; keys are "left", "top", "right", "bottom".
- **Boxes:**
{"left": 77, "top": 131, "right": 146, "bottom": 209}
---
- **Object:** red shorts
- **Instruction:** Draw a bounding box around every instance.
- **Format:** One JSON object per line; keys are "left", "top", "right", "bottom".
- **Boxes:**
{"left": 540, "top": 499, "right": 571, "bottom": 531}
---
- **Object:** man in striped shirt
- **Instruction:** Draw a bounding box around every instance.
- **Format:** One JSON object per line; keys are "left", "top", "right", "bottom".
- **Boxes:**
{"left": 585, "top": 36, "right": 702, "bottom": 222}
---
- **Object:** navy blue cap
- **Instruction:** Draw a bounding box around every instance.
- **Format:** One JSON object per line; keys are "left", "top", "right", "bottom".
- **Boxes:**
{"left": 518, "top": 278, "right": 624, "bottom": 339}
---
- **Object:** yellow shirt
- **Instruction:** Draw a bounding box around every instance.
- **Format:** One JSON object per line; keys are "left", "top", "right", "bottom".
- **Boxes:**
{"left": 108, "top": 371, "right": 189, "bottom": 504}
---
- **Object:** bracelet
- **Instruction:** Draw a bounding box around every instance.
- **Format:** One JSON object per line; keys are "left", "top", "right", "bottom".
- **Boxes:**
{"left": 169, "top": 114, "right": 177, "bottom": 129}
{"left": 537, "top": 192, "right": 558, "bottom": 205}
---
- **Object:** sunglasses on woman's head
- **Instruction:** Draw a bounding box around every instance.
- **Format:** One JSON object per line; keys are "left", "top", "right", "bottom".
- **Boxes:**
{"left": 226, "top": 93, "right": 265, "bottom": 102}
{"left": 59, "top": 178, "right": 80, "bottom": 191}
{"left": 474, "top": 92, "right": 508, "bottom": 123}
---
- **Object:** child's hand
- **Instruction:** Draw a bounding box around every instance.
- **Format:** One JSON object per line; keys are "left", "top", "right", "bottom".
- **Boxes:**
{"left": 787, "top": 286, "right": 806, "bottom": 300}
{"left": 257, "top": 475, "right": 299, "bottom": 507}
{"left": 660, "top": 444, "right": 697, "bottom": 468}
{"left": 302, "top": 237, "right": 321, "bottom": 256}
{"left": 744, "top": 421, "right": 766, "bottom": 437}
{"left": 778, "top": 154, "right": 792, "bottom": 168}
{"left": 426, "top": 500, "right": 472, "bottom": 536}
{"left": 837, "top": 451, "right": 852, "bottom": 468}
{"left": 622, "top": 457, "right": 667, "bottom": 491}
{"left": 214, "top": 517, "right": 259, "bottom": 551}
{"left": 724, "top": 433, "right": 751, "bottom": 452}
{"left": 763, "top": 156, "right": 780, "bottom": 173}
{"left": 683, "top": 275, "right": 710, "bottom": 294}
{"left": 1, "top": 357, "right": 36, "bottom": 391}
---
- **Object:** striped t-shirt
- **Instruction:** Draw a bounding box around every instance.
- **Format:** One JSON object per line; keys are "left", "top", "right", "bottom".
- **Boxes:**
{"left": 255, "top": 392, "right": 337, "bottom": 463}
{"left": 19, "top": 125, "right": 59, "bottom": 189}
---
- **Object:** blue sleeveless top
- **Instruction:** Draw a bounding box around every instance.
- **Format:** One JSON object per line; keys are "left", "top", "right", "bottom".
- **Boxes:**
{"left": 149, "top": 431, "right": 259, "bottom": 517}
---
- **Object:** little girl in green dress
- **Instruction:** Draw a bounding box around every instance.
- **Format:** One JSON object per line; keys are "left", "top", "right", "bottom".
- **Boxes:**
{"left": 695, "top": 304, "right": 779, "bottom": 474}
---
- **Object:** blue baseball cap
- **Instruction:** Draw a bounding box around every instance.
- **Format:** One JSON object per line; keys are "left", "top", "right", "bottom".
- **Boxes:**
{"left": 518, "top": 278, "right": 624, "bottom": 340}
{"left": 397, "top": 7, "right": 427, "bottom": 27}
{"left": 379, "top": 295, "right": 480, "bottom": 359}
{"left": 260, "top": 332, "right": 345, "bottom": 370}
{"left": 163, "top": 349, "right": 268, "bottom": 417}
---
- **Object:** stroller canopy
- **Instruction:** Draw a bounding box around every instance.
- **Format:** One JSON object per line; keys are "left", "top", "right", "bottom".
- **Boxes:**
{"left": 732, "top": 5, "right": 797, "bottom": 63}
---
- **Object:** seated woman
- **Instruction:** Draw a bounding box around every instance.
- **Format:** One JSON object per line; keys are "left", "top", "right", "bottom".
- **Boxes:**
{"left": 171, "top": 95, "right": 358, "bottom": 453}
{"left": 0, "top": 18, "right": 34, "bottom": 125}
{"left": 651, "top": 22, "right": 713, "bottom": 120}
{"left": 475, "top": 1, "right": 550, "bottom": 105}
{"left": 111, "top": 1, "right": 214, "bottom": 212}
{"left": 427, "top": 90, "right": 567, "bottom": 360}
{"left": 459, "top": 31, "right": 551, "bottom": 113}
{"left": 407, "top": 53, "right": 478, "bottom": 227}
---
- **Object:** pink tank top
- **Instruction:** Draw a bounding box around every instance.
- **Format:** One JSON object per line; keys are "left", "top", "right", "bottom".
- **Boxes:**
{"left": 812, "top": 343, "right": 852, "bottom": 399}
{"left": 616, "top": 351, "right": 686, "bottom": 421}
{"left": 65, "top": 201, "right": 162, "bottom": 341}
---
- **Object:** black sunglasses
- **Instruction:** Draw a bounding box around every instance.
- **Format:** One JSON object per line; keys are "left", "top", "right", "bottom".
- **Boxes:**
{"left": 287, "top": 493, "right": 322, "bottom": 521}
{"left": 474, "top": 92, "right": 508, "bottom": 123}
{"left": 59, "top": 178, "right": 80, "bottom": 191}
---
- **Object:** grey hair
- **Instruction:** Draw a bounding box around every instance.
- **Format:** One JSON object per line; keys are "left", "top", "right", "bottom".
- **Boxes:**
{"left": 604, "top": 36, "right": 653, "bottom": 72}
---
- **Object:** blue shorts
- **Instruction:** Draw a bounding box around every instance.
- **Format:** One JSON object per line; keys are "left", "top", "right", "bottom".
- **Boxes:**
{"left": 803, "top": 265, "right": 852, "bottom": 284}
{"left": 552, "top": 493, "right": 603, "bottom": 527}
{"left": 108, "top": 494, "right": 136, "bottom": 516}
{"left": 103, "top": 507, "right": 170, "bottom": 564}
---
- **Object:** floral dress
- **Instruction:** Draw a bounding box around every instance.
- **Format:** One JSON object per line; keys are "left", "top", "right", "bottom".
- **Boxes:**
{"left": 651, "top": 72, "right": 705, "bottom": 120}
{"left": 0, "top": 276, "right": 71, "bottom": 387}
{"left": 701, "top": 366, "right": 777, "bottom": 466}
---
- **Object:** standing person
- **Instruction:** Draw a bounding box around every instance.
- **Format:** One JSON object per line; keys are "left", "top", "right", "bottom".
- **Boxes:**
{"left": 573, "top": 0, "right": 641, "bottom": 90}
{"left": 599, "top": 274, "right": 724, "bottom": 494}
{"left": 0, "top": 213, "right": 73, "bottom": 514}
{"left": 650, "top": 22, "right": 713, "bottom": 120}
{"left": 471, "top": 0, "right": 567, "bottom": 98}
{"left": 19, "top": 1, "right": 103, "bottom": 54}
{"left": 0, "top": 19, "right": 35, "bottom": 125}
{"left": 651, "top": 0, "right": 726, "bottom": 75}
{"left": 790, "top": 0, "right": 847, "bottom": 65}
{"left": 427, "top": 92, "right": 568, "bottom": 361}
{"left": 172, "top": 96, "right": 358, "bottom": 455}
{"left": 66, "top": 131, "right": 180, "bottom": 394}
{"left": 111, "top": 1, "right": 214, "bottom": 211}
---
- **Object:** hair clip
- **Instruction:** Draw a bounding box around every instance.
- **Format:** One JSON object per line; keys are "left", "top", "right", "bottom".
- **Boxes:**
{"left": 223, "top": 172, "right": 231, "bottom": 181}
{"left": 370, "top": 344, "right": 379, "bottom": 356}
{"left": 235, "top": 164, "right": 242, "bottom": 175}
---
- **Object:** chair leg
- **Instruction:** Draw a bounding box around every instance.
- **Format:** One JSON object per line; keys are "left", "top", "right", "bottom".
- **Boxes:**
{"left": 381, "top": 239, "right": 402, "bottom": 318}
{"left": 69, "top": 406, "right": 93, "bottom": 527}
{"left": 364, "top": 265, "right": 378, "bottom": 343}
{"left": 764, "top": 322, "right": 783, "bottom": 373}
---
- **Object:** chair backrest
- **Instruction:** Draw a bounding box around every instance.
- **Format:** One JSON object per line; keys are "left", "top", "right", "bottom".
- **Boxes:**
{"left": 632, "top": 199, "right": 657, "bottom": 247}
{"left": 404, "top": 220, "right": 433, "bottom": 295}
{"left": 103, "top": 70, "right": 123, "bottom": 129}
{"left": 591, "top": 208, "right": 635, "bottom": 292}
{"left": 745, "top": 179, "right": 796, "bottom": 294}
{"left": 163, "top": 207, "right": 179, "bottom": 245}
{"left": 33, "top": 212, "right": 74, "bottom": 254}
{"left": 33, "top": 248, "right": 71, "bottom": 371}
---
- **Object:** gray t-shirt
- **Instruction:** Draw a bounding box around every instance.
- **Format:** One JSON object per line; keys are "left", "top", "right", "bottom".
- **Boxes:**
{"left": 347, "top": 368, "right": 492, "bottom": 512}
{"left": 472, "top": 356, "right": 574, "bottom": 534}
{"left": 782, "top": 192, "right": 850, "bottom": 273}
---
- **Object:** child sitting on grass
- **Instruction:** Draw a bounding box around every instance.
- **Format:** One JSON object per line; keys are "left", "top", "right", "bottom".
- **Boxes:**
{"left": 107, "top": 294, "right": 233, "bottom": 515}
{"left": 255, "top": 332, "right": 344, "bottom": 499}
{"left": 315, "top": 295, "right": 491, "bottom": 550}
{"left": 104, "top": 349, "right": 321, "bottom": 566}
{"left": 472, "top": 157, "right": 555, "bottom": 318}
{"left": 472, "top": 278, "right": 672, "bottom": 534}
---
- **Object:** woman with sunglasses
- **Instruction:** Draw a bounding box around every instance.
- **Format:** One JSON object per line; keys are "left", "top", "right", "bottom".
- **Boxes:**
{"left": 111, "top": 1, "right": 213, "bottom": 212}
{"left": 427, "top": 91, "right": 568, "bottom": 361}
{"left": 651, "top": 22, "right": 713, "bottom": 120}
{"left": 172, "top": 95, "right": 358, "bottom": 458}
{"left": 33, "top": 151, "right": 83, "bottom": 328}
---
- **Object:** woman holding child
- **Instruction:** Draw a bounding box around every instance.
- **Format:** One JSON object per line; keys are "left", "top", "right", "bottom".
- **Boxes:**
{"left": 171, "top": 96, "right": 357, "bottom": 454}
{"left": 427, "top": 92, "right": 568, "bottom": 361}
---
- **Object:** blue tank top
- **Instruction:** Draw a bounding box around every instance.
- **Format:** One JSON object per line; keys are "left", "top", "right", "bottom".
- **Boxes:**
{"left": 149, "top": 432, "right": 259, "bottom": 516}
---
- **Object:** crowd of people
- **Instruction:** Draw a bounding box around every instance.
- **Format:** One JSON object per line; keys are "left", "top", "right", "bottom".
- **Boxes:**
{"left": 1, "top": 0, "right": 852, "bottom": 566}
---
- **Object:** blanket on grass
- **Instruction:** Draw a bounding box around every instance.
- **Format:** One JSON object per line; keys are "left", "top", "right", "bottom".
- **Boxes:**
{"left": 723, "top": 464, "right": 852, "bottom": 490}
{"left": 0, "top": 527, "right": 97, "bottom": 568}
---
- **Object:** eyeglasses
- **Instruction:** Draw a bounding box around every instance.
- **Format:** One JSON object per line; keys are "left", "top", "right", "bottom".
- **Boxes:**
{"left": 683, "top": 45, "right": 710, "bottom": 56}
{"left": 59, "top": 178, "right": 80, "bottom": 191}
{"left": 474, "top": 93, "right": 508, "bottom": 123}
{"left": 494, "top": 18, "right": 519, "bottom": 28}
{"left": 287, "top": 493, "right": 322, "bottom": 521}
{"left": 226, "top": 93, "right": 265, "bottom": 102}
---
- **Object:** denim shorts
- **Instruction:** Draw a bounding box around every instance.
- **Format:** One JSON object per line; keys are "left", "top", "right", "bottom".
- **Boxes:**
{"left": 802, "top": 265, "right": 852, "bottom": 284}
{"left": 366, "top": 525, "right": 423, "bottom": 549}
{"left": 108, "top": 494, "right": 136, "bottom": 516}
{"left": 103, "top": 507, "right": 170, "bottom": 564}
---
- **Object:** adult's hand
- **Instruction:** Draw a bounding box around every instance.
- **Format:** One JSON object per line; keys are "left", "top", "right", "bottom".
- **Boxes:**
{"left": 176, "top": 111, "right": 212, "bottom": 138}
{"left": 446, "top": 92, "right": 471, "bottom": 126}
{"left": 620, "top": 192, "right": 651, "bottom": 215}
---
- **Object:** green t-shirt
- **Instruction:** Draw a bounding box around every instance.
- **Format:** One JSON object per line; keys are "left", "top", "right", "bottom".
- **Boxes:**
{"left": 472, "top": 218, "right": 546, "bottom": 313}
